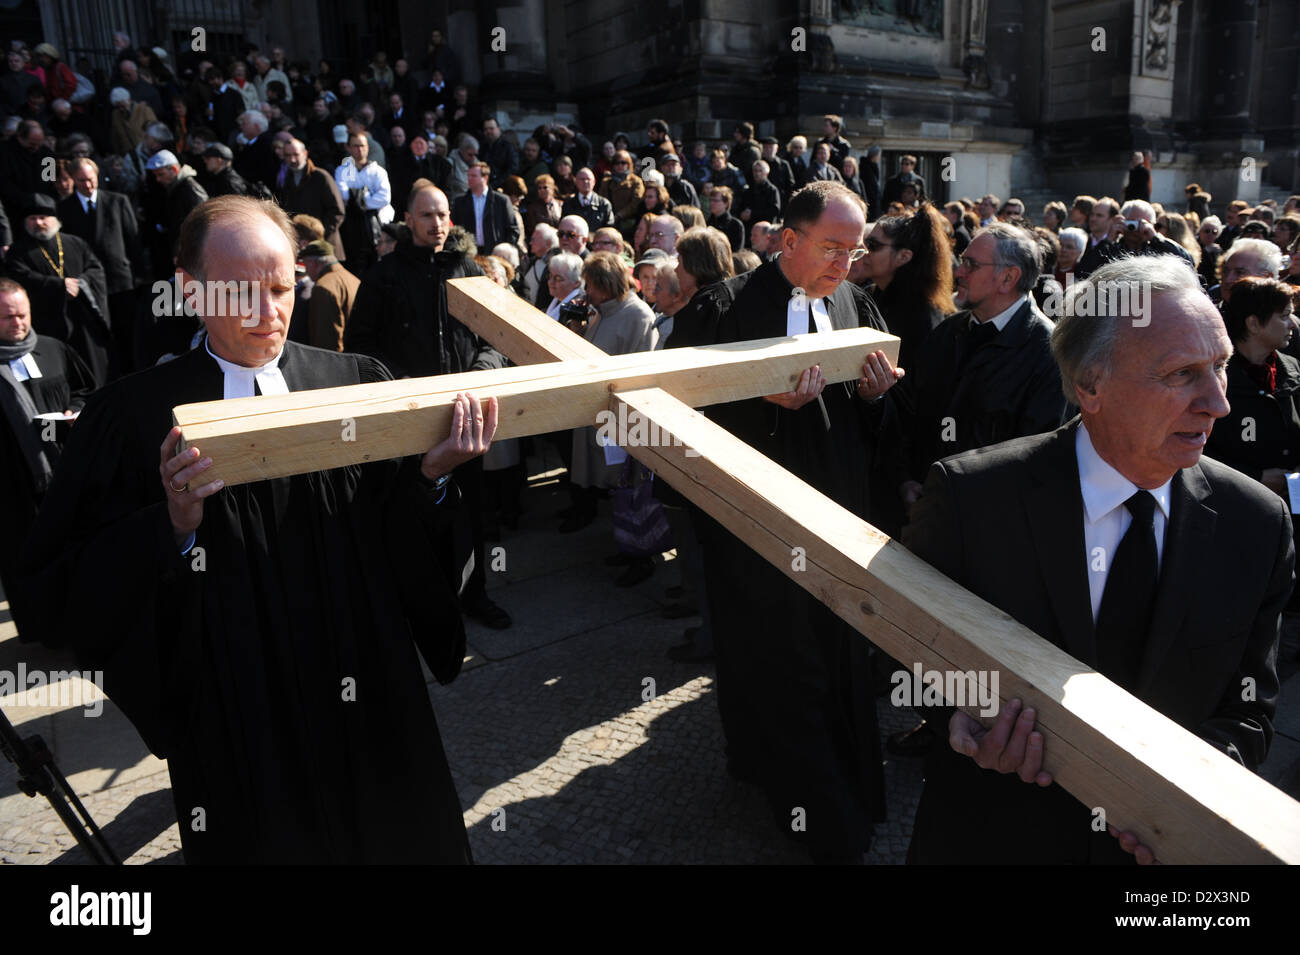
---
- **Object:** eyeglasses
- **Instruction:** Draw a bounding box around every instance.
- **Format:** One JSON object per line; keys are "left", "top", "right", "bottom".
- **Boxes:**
{"left": 958, "top": 257, "right": 1000, "bottom": 272}
{"left": 865, "top": 237, "right": 893, "bottom": 252}
{"left": 613, "top": 161, "right": 629, "bottom": 167}
{"left": 648, "top": 231, "right": 673, "bottom": 239}
{"left": 794, "top": 228, "right": 867, "bottom": 263}
{"left": 557, "top": 230, "right": 580, "bottom": 239}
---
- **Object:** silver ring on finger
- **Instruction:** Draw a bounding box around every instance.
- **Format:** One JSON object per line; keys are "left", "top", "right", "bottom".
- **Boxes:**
{"left": 169, "top": 478, "right": 187, "bottom": 493}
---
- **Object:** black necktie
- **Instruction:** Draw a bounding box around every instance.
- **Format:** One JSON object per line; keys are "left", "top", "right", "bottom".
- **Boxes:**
{"left": 86, "top": 200, "right": 95, "bottom": 213}
{"left": 1094, "top": 490, "right": 1159, "bottom": 692}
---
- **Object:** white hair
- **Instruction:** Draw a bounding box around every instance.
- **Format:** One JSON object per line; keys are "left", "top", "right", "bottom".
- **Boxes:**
{"left": 109, "top": 87, "right": 130, "bottom": 105}
{"left": 531, "top": 223, "right": 558, "bottom": 248}
{"left": 492, "top": 243, "right": 520, "bottom": 269}
{"left": 1200, "top": 216, "right": 1222, "bottom": 234}
{"left": 240, "top": 110, "right": 269, "bottom": 134}
{"left": 1119, "top": 199, "right": 1155, "bottom": 221}
{"left": 1058, "top": 227, "right": 1088, "bottom": 253}
{"left": 558, "top": 215, "right": 589, "bottom": 237}
{"left": 548, "top": 252, "right": 583, "bottom": 284}
{"left": 1221, "top": 237, "right": 1282, "bottom": 278}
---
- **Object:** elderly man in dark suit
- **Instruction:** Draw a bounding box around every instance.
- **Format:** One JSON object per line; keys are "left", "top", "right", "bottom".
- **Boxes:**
{"left": 451, "top": 161, "right": 519, "bottom": 251}
{"left": 58, "top": 157, "right": 146, "bottom": 374}
{"left": 561, "top": 167, "right": 614, "bottom": 234}
{"left": 903, "top": 254, "right": 1289, "bottom": 865}
{"left": 893, "top": 223, "right": 1068, "bottom": 513}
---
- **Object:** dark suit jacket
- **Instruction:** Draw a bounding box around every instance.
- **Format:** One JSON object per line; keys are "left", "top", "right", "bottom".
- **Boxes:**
{"left": 902, "top": 420, "right": 1290, "bottom": 863}
{"left": 561, "top": 193, "right": 614, "bottom": 233}
{"left": 57, "top": 190, "right": 144, "bottom": 294}
{"left": 234, "top": 135, "right": 281, "bottom": 190}
{"left": 277, "top": 165, "right": 347, "bottom": 262}
{"left": 451, "top": 190, "right": 520, "bottom": 251}
{"left": 892, "top": 297, "right": 1066, "bottom": 488}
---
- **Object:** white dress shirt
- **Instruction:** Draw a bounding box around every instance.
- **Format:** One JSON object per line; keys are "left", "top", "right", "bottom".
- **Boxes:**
{"left": 785, "top": 291, "right": 831, "bottom": 337}
{"left": 78, "top": 189, "right": 98, "bottom": 214}
{"left": 471, "top": 190, "right": 487, "bottom": 245}
{"left": 8, "top": 352, "right": 41, "bottom": 381}
{"left": 334, "top": 159, "right": 395, "bottom": 223}
{"left": 206, "top": 339, "right": 290, "bottom": 400}
{"left": 1076, "top": 423, "right": 1171, "bottom": 621}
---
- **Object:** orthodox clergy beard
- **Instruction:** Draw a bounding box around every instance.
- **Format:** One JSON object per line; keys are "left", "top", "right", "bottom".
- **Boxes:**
{"left": 27, "top": 221, "right": 61, "bottom": 242}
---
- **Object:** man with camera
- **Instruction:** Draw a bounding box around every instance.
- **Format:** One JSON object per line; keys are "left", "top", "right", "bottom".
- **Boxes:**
{"left": 1086, "top": 200, "right": 1194, "bottom": 273}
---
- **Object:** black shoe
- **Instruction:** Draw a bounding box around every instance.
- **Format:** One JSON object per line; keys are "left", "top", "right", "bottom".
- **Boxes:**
{"left": 886, "top": 721, "right": 935, "bottom": 758}
{"left": 464, "top": 597, "right": 513, "bottom": 630}
{"left": 615, "top": 558, "right": 654, "bottom": 587}
{"left": 558, "top": 511, "right": 596, "bottom": 533}
{"left": 661, "top": 602, "right": 699, "bottom": 620}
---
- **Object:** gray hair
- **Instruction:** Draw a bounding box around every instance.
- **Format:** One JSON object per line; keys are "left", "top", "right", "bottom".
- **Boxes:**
{"left": 1200, "top": 215, "right": 1222, "bottom": 234}
{"left": 548, "top": 251, "right": 583, "bottom": 284}
{"left": 458, "top": 133, "right": 479, "bottom": 152}
{"left": 491, "top": 242, "right": 520, "bottom": 269}
{"left": 1058, "top": 227, "right": 1088, "bottom": 253}
{"left": 145, "top": 121, "right": 174, "bottom": 146}
{"left": 239, "top": 110, "right": 269, "bottom": 134}
{"left": 976, "top": 222, "right": 1041, "bottom": 292}
{"left": 109, "top": 86, "right": 130, "bottom": 105}
{"left": 1119, "top": 199, "right": 1155, "bottom": 221}
{"left": 1221, "top": 237, "right": 1281, "bottom": 278}
{"left": 1051, "top": 254, "right": 1201, "bottom": 401}
{"left": 531, "top": 223, "right": 558, "bottom": 248}
{"left": 653, "top": 257, "right": 681, "bottom": 298}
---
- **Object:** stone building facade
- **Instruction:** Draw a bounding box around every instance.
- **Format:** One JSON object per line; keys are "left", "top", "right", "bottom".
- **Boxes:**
{"left": 24, "top": 0, "right": 1299, "bottom": 208}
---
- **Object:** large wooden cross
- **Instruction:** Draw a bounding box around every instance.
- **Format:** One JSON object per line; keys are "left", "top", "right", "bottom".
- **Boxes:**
{"left": 173, "top": 276, "right": 1300, "bottom": 864}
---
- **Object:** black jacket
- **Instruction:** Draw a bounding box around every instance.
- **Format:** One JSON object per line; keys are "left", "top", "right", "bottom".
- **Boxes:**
{"left": 1205, "top": 351, "right": 1300, "bottom": 482}
{"left": 664, "top": 176, "right": 699, "bottom": 210}
{"left": 203, "top": 165, "right": 252, "bottom": 198}
{"left": 57, "top": 190, "right": 145, "bottom": 295}
{"left": 740, "top": 178, "right": 781, "bottom": 226}
{"left": 561, "top": 192, "right": 614, "bottom": 233}
{"left": 451, "top": 189, "right": 520, "bottom": 250}
{"left": 235, "top": 135, "right": 281, "bottom": 191}
{"left": 277, "top": 165, "right": 347, "bottom": 262}
{"left": 892, "top": 297, "right": 1068, "bottom": 488}
{"left": 903, "top": 420, "right": 1289, "bottom": 863}
{"left": 708, "top": 212, "right": 744, "bottom": 252}
{"left": 343, "top": 235, "right": 505, "bottom": 379}
{"left": 862, "top": 159, "right": 883, "bottom": 219}
{"left": 764, "top": 156, "right": 796, "bottom": 205}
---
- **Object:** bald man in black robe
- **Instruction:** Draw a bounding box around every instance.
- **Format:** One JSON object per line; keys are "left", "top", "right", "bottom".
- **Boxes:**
{"left": 692, "top": 182, "right": 903, "bottom": 863}
{"left": 11, "top": 195, "right": 498, "bottom": 864}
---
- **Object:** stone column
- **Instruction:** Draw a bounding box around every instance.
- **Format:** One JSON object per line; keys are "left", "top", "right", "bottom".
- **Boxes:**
{"left": 1203, "top": 0, "right": 1257, "bottom": 134}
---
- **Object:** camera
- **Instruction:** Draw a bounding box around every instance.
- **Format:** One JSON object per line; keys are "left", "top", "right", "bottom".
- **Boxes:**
{"left": 1125, "top": 219, "right": 1140, "bottom": 231}
{"left": 558, "top": 296, "right": 590, "bottom": 327}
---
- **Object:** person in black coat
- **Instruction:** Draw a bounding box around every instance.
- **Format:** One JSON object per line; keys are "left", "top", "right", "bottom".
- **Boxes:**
{"left": 861, "top": 147, "right": 884, "bottom": 220}
{"left": 59, "top": 158, "right": 146, "bottom": 375}
{"left": 0, "top": 278, "right": 95, "bottom": 592}
{"left": 903, "top": 256, "right": 1287, "bottom": 864}
{"left": 277, "top": 138, "right": 347, "bottom": 264}
{"left": 659, "top": 153, "right": 699, "bottom": 209}
{"left": 200, "top": 143, "right": 252, "bottom": 197}
{"left": 233, "top": 113, "right": 281, "bottom": 191}
{"left": 737, "top": 162, "right": 780, "bottom": 235}
{"left": 892, "top": 224, "right": 1068, "bottom": 515}
{"left": 691, "top": 181, "right": 903, "bottom": 863}
{"left": 344, "top": 182, "right": 512, "bottom": 632}
{"left": 1205, "top": 278, "right": 1300, "bottom": 504}
{"left": 560, "top": 168, "right": 615, "bottom": 233}
{"left": 0, "top": 122, "right": 57, "bottom": 216}
{"left": 6, "top": 193, "right": 112, "bottom": 386}
{"left": 450, "top": 162, "right": 519, "bottom": 250}
{"left": 706, "top": 186, "right": 744, "bottom": 253}
{"left": 758, "top": 138, "right": 795, "bottom": 206}
{"left": 1123, "top": 151, "right": 1151, "bottom": 202}
{"left": 203, "top": 66, "right": 246, "bottom": 144}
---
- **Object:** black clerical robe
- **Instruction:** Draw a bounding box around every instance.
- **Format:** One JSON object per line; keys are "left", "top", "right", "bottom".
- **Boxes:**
{"left": 6, "top": 232, "right": 112, "bottom": 386}
{"left": 11, "top": 342, "right": 473, "bottom": 864}
{"left": 0, "top": 335, "right": 93, "bottom": 591}
{"left": 696, "top": 259, "right": 889, "bottom": 860}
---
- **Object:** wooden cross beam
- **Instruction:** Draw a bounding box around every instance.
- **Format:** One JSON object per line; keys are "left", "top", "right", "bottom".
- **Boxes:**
{"left": 170, "top": 275, "right": 1300, "bottom": 864}
{"left": 443, "top": 277, "right": 1300, "bottom": 866}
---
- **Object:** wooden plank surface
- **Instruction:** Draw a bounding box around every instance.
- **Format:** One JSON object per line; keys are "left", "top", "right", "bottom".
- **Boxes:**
{"left": 173, "top": 326, "right": 898, "bottom": 488}
{"left": 611, "top": 386, "right": 1300, "bottom": 865}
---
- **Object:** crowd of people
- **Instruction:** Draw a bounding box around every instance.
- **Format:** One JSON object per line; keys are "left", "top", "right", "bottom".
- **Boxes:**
{"left": 2, "top": 27, "right": 1298, "bottom": 866}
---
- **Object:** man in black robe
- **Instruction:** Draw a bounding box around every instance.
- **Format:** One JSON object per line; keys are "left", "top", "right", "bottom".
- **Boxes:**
{"left": 5, "top": 193, "right": 112, "bottom": 386}
{"left": 0, "top": 278, "right": 94, "bottom": 591}
{"left": 10, "top": 195, "right": 499, "bottom": 864}
{"left": 690, "top": 181, "right": 904, "bottom": 863}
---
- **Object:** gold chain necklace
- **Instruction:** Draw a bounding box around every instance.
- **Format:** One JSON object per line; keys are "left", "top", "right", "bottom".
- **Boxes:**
{"left": 37, "top": 234, "right": 64, "bottom": 278}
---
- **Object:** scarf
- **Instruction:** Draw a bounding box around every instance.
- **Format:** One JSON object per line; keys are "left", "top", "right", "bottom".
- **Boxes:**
{"left": 1242, "top": 352, "right": 1278, "bottom": 393}
{"left": 0, "top": 332, "right": 54, "bottom": 491}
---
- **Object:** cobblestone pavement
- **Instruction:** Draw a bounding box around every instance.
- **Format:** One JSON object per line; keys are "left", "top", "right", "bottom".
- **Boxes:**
{"left": 2, "top": 461, "right": 1298, "bottom": 865}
